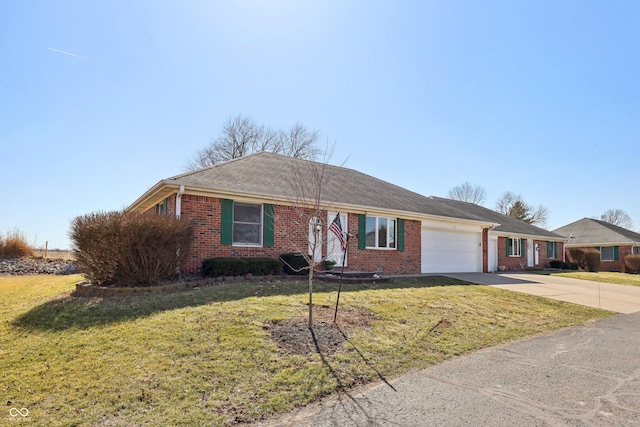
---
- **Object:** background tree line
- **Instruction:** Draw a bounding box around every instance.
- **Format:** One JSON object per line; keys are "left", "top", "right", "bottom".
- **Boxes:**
{"left": 448, "top": 182, "right": 635, "bottom": 230}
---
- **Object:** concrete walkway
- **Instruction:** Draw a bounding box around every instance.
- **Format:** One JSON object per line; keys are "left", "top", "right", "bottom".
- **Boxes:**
{"left": 257, "top": 311, "right": 640, "bottom": 426}
{"left": 444, "top": 272, "right": 640, "bottom": 314}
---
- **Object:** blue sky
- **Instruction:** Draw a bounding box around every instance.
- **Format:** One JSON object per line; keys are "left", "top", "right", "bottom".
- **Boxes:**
{"left": 1, "top": 1, "right": 638, "bottom": 249}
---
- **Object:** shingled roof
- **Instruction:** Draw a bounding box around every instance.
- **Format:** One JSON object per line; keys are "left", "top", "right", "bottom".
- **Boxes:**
{"left": 553, "top": 218, "right": 640, "bottom": 246}
{"left": 130, "top": 151, "right": 563, "bottom": 239}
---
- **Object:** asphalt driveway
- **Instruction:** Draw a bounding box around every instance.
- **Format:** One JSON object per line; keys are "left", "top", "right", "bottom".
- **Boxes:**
{"left": 258, "top": 311, "right": 640, "bottom": 426}
{"left": 444, "top": 272, "right": 640, "bottom": 314}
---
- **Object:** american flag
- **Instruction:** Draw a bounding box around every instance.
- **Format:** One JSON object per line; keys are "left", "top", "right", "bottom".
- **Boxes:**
{"left": 329, "top": 213, "right": 347, "bottom": 252}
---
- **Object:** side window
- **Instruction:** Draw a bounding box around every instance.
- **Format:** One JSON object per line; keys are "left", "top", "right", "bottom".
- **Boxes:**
{"left": 154, "top": 198, "right": 168, "bottom": 215}
{"left": 600, "top": 247, "right": 614, "bottom": 261}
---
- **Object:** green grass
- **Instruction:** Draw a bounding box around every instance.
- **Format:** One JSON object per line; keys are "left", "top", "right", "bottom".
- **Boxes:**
{"left": 1, "top": 275, "right": 613, "bottom": 426}
{"left": 552, "top": 271, "right": 640, "bottom": 286}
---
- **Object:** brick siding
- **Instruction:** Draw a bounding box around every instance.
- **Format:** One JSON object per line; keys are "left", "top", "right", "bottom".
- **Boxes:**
{"left": 150, "top": 194, "right": 422, "bottom": 275}
{"left": 497, "top": 237, "right": 564, "bottom": 270}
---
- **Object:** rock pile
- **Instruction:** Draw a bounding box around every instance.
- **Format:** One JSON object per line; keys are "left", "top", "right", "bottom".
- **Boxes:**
{"left": 0, "top": 257, "right": 78, "bottom": 276}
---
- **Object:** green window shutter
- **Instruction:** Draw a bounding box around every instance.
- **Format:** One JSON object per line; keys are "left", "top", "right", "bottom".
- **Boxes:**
{"left": 547, "top": 242, "right": 552, "bottom": 258}
{"left": 263, "top": 204, "right": 275, "bottom": 247}
{"left": 520, "top": 239, "right": 525, "bottom": 258}
{"left": 358, "top": 214, "right": 366, "bottom": 250}
{"left": 397, "top": 218, "right": 405, "bottom": 252}
{"left": 221, "top": 198, "right": 233, "bottom": 245}
{"left": 614, "top": 246, "right": 619, "bottom": 261}
{"left": 506, "top": 238, "right": 511, "bottom": 256}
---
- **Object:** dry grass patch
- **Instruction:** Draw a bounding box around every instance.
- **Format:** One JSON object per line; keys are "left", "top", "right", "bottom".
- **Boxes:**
{"left": 1, "top": 275, "right": 613, "bottom": 426}
{"left": 552, "top": 271, "right": 640, "bottom": 287}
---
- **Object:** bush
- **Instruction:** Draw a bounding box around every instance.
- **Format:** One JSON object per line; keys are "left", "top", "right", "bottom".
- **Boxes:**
{"left": 202, "top": 258, "right": 248, "bottom": 277}
{"left": 583, "top": 250, "right": 601, "bottom": 272}
{"left": 568, "top": 248, "right": 585, "bottom": 269}
{"left": 69, "top": 210, "right": 194, "bottom": 287}
{"left": 0, "top": 229, "right": 34, "bottom": 258}
{"left": 549, "top": 260, "right": 579, "bottom": 270}
{"left": 247, "top": 257, "right": 283, "bottom": 275}
{"left": 565, "top": 262, "right": 579, "bottom": 270}
{"left": 279, "top": 253, "right": 309, "bottom": 275}
{"left": 549, "top": 260, "right": 564, "bottom": 269}
{"left": 625, "top": 255, "right": 640, "bottom": 273}
{"left": 202, "top": 257, "right": 283, "bottom": 277}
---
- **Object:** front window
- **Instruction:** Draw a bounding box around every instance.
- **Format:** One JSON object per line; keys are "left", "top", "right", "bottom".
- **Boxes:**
{"left": 365, "top": 216, "right": 396, "bottom": 249}
{"left": 233, "top": 203, "right": 262, "bottom": 245}
{"left": 634, "top": 246, "right": 640, "bottom": 255}
{"left": 600, "top": 247, "right": 614, "bottom": 262}
{"left": 508, "top": 238, "right": 521, "bottom": 257}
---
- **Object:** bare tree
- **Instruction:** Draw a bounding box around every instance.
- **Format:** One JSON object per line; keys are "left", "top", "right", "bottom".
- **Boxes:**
{"left": 277, "top": 122, "right": 321, "bottom": 159}
{"left": 186, "top": 115, "right": 320, "bottom": 170}
{"left": 598, "top": 209, "right": 634, "bottom": 229}
{"left": 448, "top": 182, "right": 487, "bottom": 205}
{"left": 275, "top": 145, "right": 344, "bottom": 328}
{"left": 495, "top": 191, "right": 548, "bottom": 228}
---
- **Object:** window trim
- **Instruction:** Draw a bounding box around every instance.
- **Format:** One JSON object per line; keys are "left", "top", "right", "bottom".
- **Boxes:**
{"left": 154, "top": 198, "right": 168, "bottom": 215}
{"left": 600, "top": 246, "right": 615, "bottom": 262}
{"left": 508, "top": 237, "right": 522, "bottom": 257}
{"left": 232, "top": 202, "right": 263, "bottom": 247}
{"left": 365, "top": 215, "right": 397, "bottom": 250}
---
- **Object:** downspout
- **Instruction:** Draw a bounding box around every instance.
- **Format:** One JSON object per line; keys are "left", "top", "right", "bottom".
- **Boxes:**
{"left": 175, "top": 185, "right": 185, "bottom": 218}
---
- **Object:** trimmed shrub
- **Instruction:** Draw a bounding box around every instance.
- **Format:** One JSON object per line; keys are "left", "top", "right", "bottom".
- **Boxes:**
{"left": 69, "top": 210, "right": 194, "bottom": 287}
{"left": 202, "top": 258, "right": 248, "bottom": 277}
{"left": 202, "top": 257, "right": 283, "bottom": 277}
{"left": 568, "top": 248, "right": 585, "bottom": 269}
{"left": 549, "top": 260, "right": 564, "bottom": 269}
{"left": 625, "top": 255, "right": 640, "bottom": 273}
{"left": 0, "top": 229, "right": 34, "bottom": 258}
{"left": 549, "top": 260, "right": 580, "bottom": 270}
{"left": 565, "top": 262, "right": 579, "bottom": 270}
{"left": 246, "top": 257, "right": 283, "bottom": 275}
{"left": 279, "top": 253, "right": 309, "bottom": 275}
{"left": 583, "top": 250, "right": 601, "bottom": 272}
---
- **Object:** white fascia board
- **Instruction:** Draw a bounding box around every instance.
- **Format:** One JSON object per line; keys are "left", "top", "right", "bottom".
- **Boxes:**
{"left": 146, "top": 185, "right": 500, "bottom": 230}
{"left": 127, "top": 182, "right": 180, "bottom": 212}
{"left": 489, "top": 230, "right": 566, "bottom": 242}
{"left": 565, "top": 241, "right": 640, "bottom": 247}
{"left": 421, "top": 219, "right": 485, "bottom": 233}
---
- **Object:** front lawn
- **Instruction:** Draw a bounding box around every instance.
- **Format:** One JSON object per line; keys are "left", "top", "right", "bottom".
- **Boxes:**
{"left": 552, "top": 271, "right": 640, "bottom": 287}
{"left": 1, "top": 274, "right": 613, "bottom": 426}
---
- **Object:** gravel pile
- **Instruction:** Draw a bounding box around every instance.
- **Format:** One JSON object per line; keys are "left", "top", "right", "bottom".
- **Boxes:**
{"left": 0, "top": 257, "right": 78, "bottom": 275}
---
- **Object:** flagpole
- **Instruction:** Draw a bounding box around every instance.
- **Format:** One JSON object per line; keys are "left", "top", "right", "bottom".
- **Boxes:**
{"left": 334, "top": 234, "right": 348, "bottom": 323}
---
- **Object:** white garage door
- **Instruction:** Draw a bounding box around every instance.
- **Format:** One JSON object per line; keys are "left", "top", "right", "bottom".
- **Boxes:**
{"left": 421, "top": 228, "right": 482, "bottom": 273}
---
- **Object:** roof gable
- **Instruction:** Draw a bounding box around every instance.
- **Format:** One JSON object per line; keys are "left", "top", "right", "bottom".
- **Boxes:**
{"left": 553, "top": 218, "right": 640, "bottom": 245}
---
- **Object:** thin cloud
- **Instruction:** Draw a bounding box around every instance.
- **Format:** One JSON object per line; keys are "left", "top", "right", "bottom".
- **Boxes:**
{"left": 48, "top": 48, "right": 87, "bottom": 60}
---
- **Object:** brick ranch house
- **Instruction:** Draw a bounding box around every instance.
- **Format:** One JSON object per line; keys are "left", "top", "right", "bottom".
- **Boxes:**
{"left": 127, "top": 152, "right": 566, "bottom": 275}
{"left": 553, "top": 218, "right": 640, "bottom": 272}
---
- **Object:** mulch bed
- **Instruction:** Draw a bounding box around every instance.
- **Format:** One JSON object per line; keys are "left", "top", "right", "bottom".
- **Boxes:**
{"left": 269, "top": 306, "right": 376, "bottom": 356}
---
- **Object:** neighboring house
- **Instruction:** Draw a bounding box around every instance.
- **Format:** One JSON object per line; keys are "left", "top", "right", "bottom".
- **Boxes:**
{"left": 553, "top": 218, "right": 640, "bottom": 272}
{"left": 128, "top": 152, "right": 565, "bottom": 275}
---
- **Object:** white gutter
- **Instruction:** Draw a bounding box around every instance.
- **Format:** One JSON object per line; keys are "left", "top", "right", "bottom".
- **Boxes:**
{"left": 175, "top": 185, "right": 185, "bottom": 218}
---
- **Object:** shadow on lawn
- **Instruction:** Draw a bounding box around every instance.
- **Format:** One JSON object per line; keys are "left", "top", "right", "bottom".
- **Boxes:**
{"left": 310, "top": 325, "right": 397, "bottom": 425}
{"left": 12, "top": 276, "right": 472, "bottom": 332}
